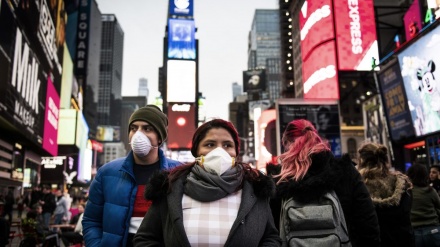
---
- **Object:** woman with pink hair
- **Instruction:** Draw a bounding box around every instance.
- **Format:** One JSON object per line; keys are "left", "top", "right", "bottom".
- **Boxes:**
{"left": 266, "top": 119, "right": 380, "bottom": 247}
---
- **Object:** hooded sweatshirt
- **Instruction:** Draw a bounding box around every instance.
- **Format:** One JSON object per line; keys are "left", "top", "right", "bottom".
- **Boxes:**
{"left": 411, "top": 185, "right": 440, "bottom": 228}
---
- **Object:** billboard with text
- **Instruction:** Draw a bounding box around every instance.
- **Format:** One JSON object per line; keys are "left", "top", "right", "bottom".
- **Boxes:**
{"left": 334, "top": 0, "right": 379, "bottom": 71}
{"left": 43, "top": 77, "right": 60, "bottom": 156}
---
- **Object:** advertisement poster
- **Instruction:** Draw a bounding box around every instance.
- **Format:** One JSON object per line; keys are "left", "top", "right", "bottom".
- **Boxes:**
{"left": 43, "top": 77, "right": 60, "bottom": 156}
{"left": 167, "top": 103, "right": 196, "bottom": 150}
{"left": 243, "top": 70, "right": 266, "bottom": 92}
{"left": 397, "top": 24, "right": 440, "bottom": 136}
{"left": 276, "top": 99, "right": 341, "bottom": 156}
{"left": 334, "top": 0, "right": 379, "bottom": 71}
{"left": 302, "top": 41, "right": 339, "bottom": 99}
{"left": 299, "top": 0, "right": 334, "bottom": 60}
{"left": 168, "top": 19, "right": 196, "bottom": 60}
{"left": 0, "top": 3, "right": 47, "bottom": 146}
{"left": 377, "top": 62, "right": 415, "bottom": 141}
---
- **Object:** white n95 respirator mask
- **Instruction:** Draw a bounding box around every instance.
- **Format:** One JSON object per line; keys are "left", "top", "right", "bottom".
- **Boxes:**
{"left": 196, "top": 147, "right": 235, "bottom": 175}
{"left": 130, "top": 131, "right": 154, "bottom": 157}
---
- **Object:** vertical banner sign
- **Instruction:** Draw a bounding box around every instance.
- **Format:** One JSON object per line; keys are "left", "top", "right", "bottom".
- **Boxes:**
{"left": 75, "top": 0, "right": 91, "bottom": 89}
{"left": 333, "top": 0, "right": 379, "bottom": 71}
{"left": 43, "top": 77, "right": 60, "bottom": 156}
{"left": 377, "top": 62, "right": 414, "bottom": 141}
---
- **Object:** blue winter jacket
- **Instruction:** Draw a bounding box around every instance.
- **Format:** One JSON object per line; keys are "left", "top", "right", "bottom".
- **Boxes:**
{"left": 82, "top": 149, "right": 181, "bottom": 247}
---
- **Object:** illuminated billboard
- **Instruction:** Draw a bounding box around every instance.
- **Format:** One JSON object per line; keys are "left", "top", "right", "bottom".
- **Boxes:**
{"left": 167, "top": 60, "right": 196, "bottom": 102}
{"left": 243, "top": 70, "right": 266, "bottom": 92}
{"left": 43, "top": 77, "right": 60, "bottom": 156}
{"left": 377, "top": 61, "right": 414, "bottom": 141}
{"left": 276, "top": 99, "right": 341, "bottom": 156}
{"left": 333, "top": 0, "right": 379, "bottom": 71}
{"left": 169, "top": 0, "right": 194, "bottom": 17}
{"left": 299, "top": 0, "right": 335, "bottom": 60}
{"left": 168, "top": 19, "right": 196, "bottom": 60}
{"left": 96, "top": 125, "right": 121, "bottom": 142}
{"left": 302, "top": 41, "right": 339, "bottom": 99}
{"left": 0, "top": 21, "right": 47, "bottom": 146}
{"left": 397, "top": 24, "right": 440, "bottom": 137}
{"left": 167, "top": 103, "right": 196, "bottom": 150}
{"left": 58, "top": 109, "right": 77, "bottom": 145}
{"left": 403, "top": 0, "right": 422, "bottom": 41}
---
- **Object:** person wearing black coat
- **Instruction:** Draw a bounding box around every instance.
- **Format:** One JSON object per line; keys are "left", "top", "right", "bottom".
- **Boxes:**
{"left": 266, "top": 119, "right": 380, "bottom": 247}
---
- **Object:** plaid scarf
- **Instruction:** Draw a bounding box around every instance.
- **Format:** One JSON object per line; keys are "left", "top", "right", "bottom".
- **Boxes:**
{"left": 184, "top": 165, "right": 243, "bottom": 202}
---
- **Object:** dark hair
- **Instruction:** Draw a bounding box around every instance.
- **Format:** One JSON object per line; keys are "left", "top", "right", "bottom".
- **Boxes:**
{"left": 430, "top": 165, "right": 440, "bottom": 173}
{"left": 190, "top": 119, "right": 240, "bottom": 157}
{"left": 407, "top": 164, "right": 430, "bottom": 187}
{"left": 357, "top": 142, "right": 389, "bottom": 179}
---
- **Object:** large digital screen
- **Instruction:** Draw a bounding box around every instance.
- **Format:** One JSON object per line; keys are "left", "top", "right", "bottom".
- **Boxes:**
{"left": 58, "top": 109, "right": 77, "bottom": 145}
{"left": 43, "top": 77, "right": 60, "bottom": 156}
{"left": 167, "top": 103, "right": 196, "bottom": 150}
{"left": 397, "top": 24, "right": 440, "bottom": 137}
{"left": 334, "top": 0, "right": 379, "bottom": 71}
{"left": 276, "top": 99, "right": 341, "bottom": 156}
{"left": 377, "top": 61, "right": 415, "bottom": 141}
{"left": 167, "top": 60, "right": 196, "bottom": 102}
{"left": 403, "top": 0, "right": 423, "bottom": 41}
{"left": 169, "top": 0, "right": 194, "bottom": 17}
{"left": 168, "top": 19, "right": 196, "bottom": 60}
{"left": 299, "top": 0, "right": 335, "bottom": 60}
{"left": 243, "top": 70, "right": 266, "bottom": 92}
{"left": 302, "top": 41, "right": 339, "bottom": 99}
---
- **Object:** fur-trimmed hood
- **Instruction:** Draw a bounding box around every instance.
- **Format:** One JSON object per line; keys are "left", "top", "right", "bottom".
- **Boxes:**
{"left": 362, "top": 172, "right": 410, "bottom": 207}
{"left": 266, "top": 152, "right": 355, "bottom": 202}
{"left": 144, "top": 169, "right": 276, "bottom": 200}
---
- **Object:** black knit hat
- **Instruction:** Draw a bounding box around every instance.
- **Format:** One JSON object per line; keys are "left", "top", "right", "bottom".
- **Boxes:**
{"left": 128, "top": 105, "right": 168, "bottom": 142}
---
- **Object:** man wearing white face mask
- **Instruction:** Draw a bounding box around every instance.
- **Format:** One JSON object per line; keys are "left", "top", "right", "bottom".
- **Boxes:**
{"left": 134, "top": 119, "right": 281, "bottom": 247}
{"left": 83, "top": 105, "right": 182, "bottom": 247}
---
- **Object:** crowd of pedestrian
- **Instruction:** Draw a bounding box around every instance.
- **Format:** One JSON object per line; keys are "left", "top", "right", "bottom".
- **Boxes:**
{"left": 3, "top": 105, "right": 440, "bottom": 247}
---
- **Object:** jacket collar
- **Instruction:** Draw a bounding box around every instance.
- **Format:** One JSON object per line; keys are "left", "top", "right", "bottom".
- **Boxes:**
{"left": 363, "top": 172, "right": 409, "bottom": 207}
{"left": 120, "top": 149, "right": 169, "bottom": 179}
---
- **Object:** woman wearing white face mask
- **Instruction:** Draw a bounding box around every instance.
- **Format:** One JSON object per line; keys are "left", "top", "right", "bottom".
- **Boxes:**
{"left": 133, "top": 119, "right": 281, "bottom": 247}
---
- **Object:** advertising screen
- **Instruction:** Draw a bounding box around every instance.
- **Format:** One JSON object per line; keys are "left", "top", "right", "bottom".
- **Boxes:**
{"left": 276, "top": 99, "right": 341, "bottom": 156}
{"left": 96, "top": 125, "right": 121, "bottom": 142}
{"left": 299, "top": 0, "right": 335, "bottom": 60}
{"left": 302, "top": 41, "right": 339, "bottom": 99}
{"left": 167, "top": 60, "right": 196, "bottom": 102}
{"left": 403, "top": 0, "right": 423, "bottom": 41}
{"left": 243, "top": 70, "right": 266, "bottom": 92}
{"left": 167, "top": 103, "right": 196, "bottom": 150}
{"left": 377, "top": 61, "right": 415, "bottom": 141}
{"left": 168, "top": 19, "right": 196, "bottom": 60}
{"left": 397, "top": 24, "right": 440, "bottom": 137}
{"left": 58, "top": 109, "right": 77, "bottom": 145}
{"left": 333, "top": 0, "right": 379, "bottom": 71}
{"left": 169, "top": 0, "right": 194, "bottom": 17}
{"left": 0, "top": 22, "right": 47, "bottom": 146}
{"left": 43, "top": 77, "right": 60, "bottom": 156}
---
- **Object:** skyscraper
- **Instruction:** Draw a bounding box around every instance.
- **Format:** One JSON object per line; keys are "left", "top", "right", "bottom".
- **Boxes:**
{"left": 247, "top": 10, "right": 282, "bottom": 102}
{"left": 97, "top": 14, "right": 124, "bottom": 126}
{"left": 232, "top": 82, "right": 242, "bottom": 101}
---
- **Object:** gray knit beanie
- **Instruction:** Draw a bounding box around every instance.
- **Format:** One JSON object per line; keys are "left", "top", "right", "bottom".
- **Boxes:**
{"left": 128, "top": 105, "right": 168, "bottom": 142}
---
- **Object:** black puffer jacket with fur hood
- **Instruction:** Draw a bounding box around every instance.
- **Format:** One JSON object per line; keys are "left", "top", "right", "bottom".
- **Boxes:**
{"left": 267, "top": 152, "right": 380, "bottom": 247}
{"left": 361, "top": 170, "right": 415, "bottom": 247}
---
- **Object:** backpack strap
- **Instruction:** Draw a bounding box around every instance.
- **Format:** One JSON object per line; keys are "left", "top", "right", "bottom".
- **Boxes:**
{"left": 327, "top": 190, "right": 350, "bottom": 244}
